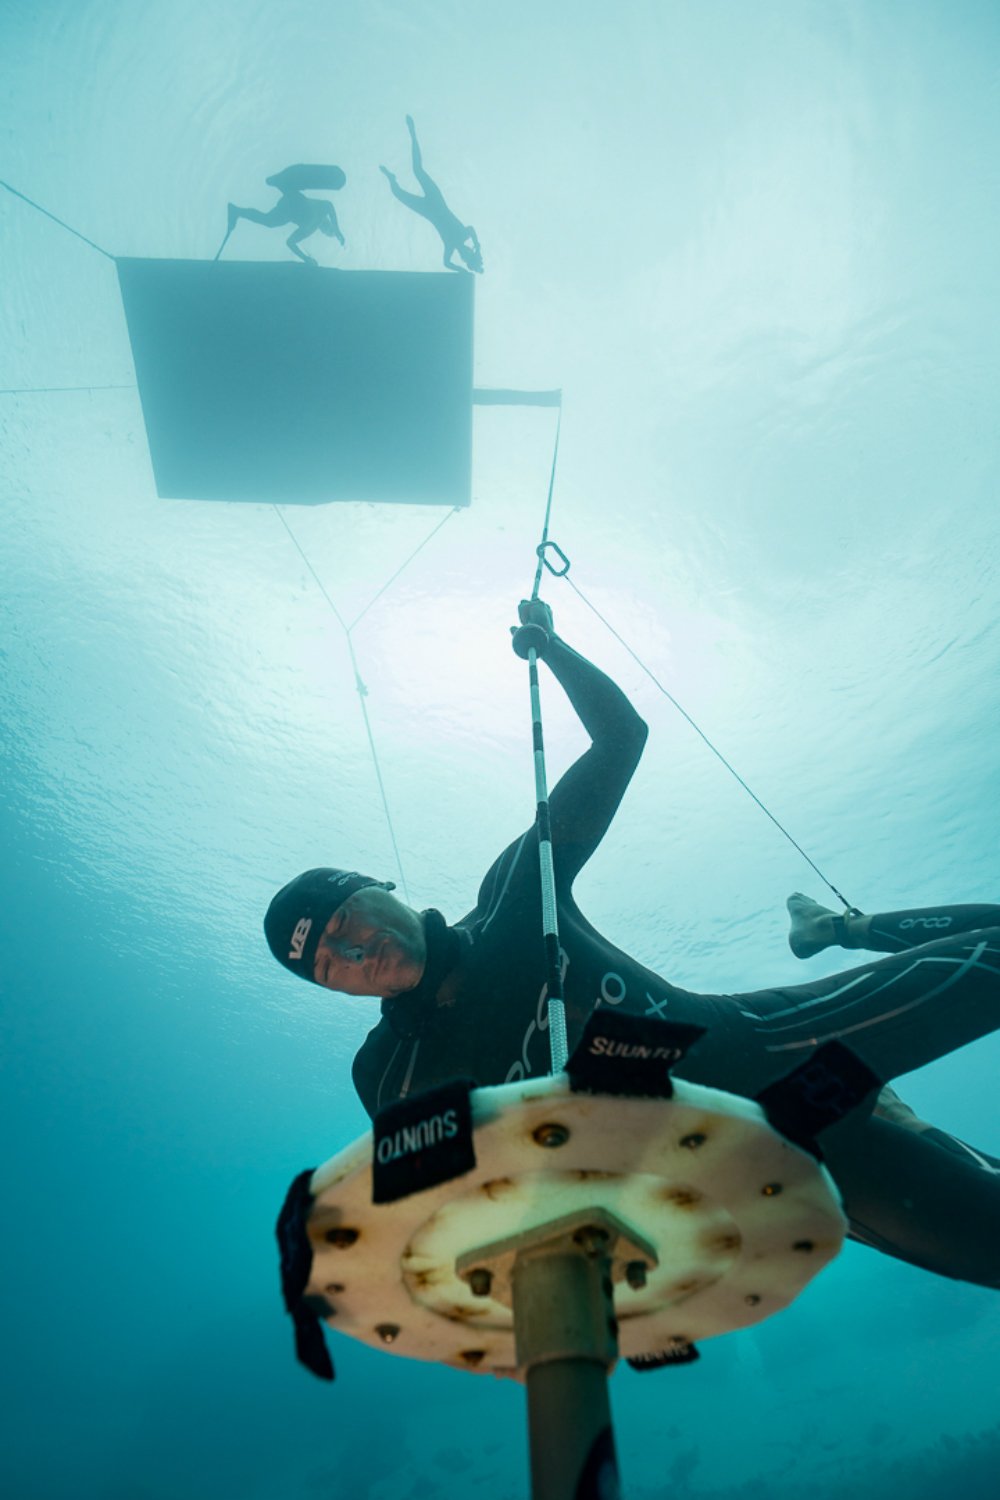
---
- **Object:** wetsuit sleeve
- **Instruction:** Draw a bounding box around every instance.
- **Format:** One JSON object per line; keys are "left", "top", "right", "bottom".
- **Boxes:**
{"left": 541, "top": 635, "right": 648, "bottom": 886}
{"left": 471, "top": 636, "right": 647, "bottom": 912}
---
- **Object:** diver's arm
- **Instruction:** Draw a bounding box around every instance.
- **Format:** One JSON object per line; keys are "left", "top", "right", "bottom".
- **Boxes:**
{"left": 515, "top": 604, "right": 648, "bottom": 883}
{"left": 324, "top": 204, "right": 345, "bottom": 245}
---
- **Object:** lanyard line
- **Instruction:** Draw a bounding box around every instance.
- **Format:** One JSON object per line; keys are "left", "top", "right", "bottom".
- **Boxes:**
{"left": 526, "top": 649, "right": 569, "bottom": 1073}
{"left": 562, "top": 570, "right": 856, "bottom": 912}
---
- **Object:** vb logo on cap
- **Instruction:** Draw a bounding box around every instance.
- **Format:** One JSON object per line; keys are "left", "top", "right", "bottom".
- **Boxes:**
{"left": 289, "top": 918, "right": 313, "bottom": 961}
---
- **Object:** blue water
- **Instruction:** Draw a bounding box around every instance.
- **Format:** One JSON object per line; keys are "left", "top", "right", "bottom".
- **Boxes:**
{"left": 3, "top": 2, "right": 1000, "bottom": 1496}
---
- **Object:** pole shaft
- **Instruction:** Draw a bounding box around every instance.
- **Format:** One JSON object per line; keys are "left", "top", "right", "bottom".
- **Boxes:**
{"left": 513, "top": 1248, "right": 622, "bottom": 1500}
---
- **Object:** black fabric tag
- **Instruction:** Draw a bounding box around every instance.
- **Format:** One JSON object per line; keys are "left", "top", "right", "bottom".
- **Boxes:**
{"left": 567, "top": 1011, "right": 706, "bottom": 1099}
{"left": 627, "top": 1341, "right": 700, "bottom": 1371}
{"left": 372, "top": 1078, "right": 476, "bottom": 1204}
{"left": 275, "top": 1168, "right": 335, "bottom": 1382}
{"left": 755, "top": 1041, "right": 881, "bottom": 1159}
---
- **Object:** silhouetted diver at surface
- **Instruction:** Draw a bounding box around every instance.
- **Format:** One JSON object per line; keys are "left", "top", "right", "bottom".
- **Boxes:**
{"left": 216, "top": 164, "right": 347, "bottom": 264}
{"left": 380, "top": 115, "right": 482, "bottom": 273}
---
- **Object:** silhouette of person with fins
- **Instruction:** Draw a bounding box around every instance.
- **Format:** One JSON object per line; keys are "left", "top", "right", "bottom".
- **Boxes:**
{"left": 380, "top": 116, "right": 482, "bottom": 273}
{"left": 216, "top": 164, "right": 347, "bottom": 265}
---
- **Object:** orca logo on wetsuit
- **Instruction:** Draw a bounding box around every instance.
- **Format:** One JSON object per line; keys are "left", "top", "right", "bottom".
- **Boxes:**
{"left": 900, "top": 917, "right": 953, "bottom": 931}
{"left": 505, "top": 947, "right": 570, "bottom": 1083}
{"left": 596, "top": 969, "right": 672, "bottom": 1020}
{"left": 506, "top": 961, "right": 677, "bottom": 1082}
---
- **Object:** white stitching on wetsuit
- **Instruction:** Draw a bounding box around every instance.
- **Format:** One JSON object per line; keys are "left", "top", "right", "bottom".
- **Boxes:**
{"left": 760, "top": 942, "right": 992, "bottom": 1052}
{"left": 376, "top": 1038, "right": 421, "bottom": 1107}
{"left": 479, "top": 833, "right": 532, "bottom": 934}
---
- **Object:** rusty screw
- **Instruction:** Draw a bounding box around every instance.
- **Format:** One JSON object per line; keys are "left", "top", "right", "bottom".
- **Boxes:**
{"left": 467, "top": 1267, "right": 493, "bottom": 1297}
{"left": 375, "top": 1323, "right": 400, "bottom": 1344}
{"left": 625, "top": 1260, "right": 648, "bottom": 1290}
{"left": 533, "top": 1122, "right": 570, "bottom": 1148}
{"left": 573, "top": 1225, "right": 610, "bottom": 1255}
{"left": 680, "top": 1132, "right": 707, "bottom": 1149}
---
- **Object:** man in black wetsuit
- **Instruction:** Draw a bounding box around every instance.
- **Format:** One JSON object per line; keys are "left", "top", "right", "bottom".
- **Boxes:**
{"left": 264, "top": 602, "right": 1000, "bottom": 1290}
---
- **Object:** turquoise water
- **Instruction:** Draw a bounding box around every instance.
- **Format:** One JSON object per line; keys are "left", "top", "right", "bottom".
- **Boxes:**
{"left": 2, "top": 2, "right": 999, "bottom": 1495}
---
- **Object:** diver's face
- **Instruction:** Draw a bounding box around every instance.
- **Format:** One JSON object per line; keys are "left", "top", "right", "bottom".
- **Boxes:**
{"left": 312, "top": 887, "right": 427, "bottom": 998}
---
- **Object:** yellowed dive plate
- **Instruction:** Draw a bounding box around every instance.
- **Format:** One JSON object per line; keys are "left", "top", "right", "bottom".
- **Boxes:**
{"left": 306, "top": 1074, "right": 846, "bottom": 1379}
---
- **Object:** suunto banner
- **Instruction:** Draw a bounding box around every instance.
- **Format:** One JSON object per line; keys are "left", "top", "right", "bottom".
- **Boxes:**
{"left": 566, "top": 1010, "right": 706, "bottom": 1099}
{"left": 372, "top": 1078, "right": 476, "bottom": 1203}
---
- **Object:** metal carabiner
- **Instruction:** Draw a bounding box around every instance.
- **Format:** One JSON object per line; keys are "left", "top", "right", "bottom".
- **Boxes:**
{"left": 537, "top": 540, "right": 571, "bottom": 577}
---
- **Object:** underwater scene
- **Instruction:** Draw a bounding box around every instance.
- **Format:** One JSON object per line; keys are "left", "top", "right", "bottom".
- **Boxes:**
{"left": 3, "top": 2, "right": 1000, "bottom": 1496}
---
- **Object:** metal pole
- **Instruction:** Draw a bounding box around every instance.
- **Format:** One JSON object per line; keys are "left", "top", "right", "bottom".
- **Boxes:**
{"left": 512, "top": 1231, "right": 622, "bottom": 1500}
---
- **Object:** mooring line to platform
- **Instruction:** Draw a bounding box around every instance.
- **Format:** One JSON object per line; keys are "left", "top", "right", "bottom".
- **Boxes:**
{"left": 0, "top": 177, "right": 116, "bottom": 261}
{"left": 270, "top": 502, "right": 470, "bottom": 907}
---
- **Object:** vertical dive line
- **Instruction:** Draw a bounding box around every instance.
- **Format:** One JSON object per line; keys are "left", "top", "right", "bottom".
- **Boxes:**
{"left": 529, "top": 403, "right": 562, "bottom": 602}
{"left": 527, "top": 648, "right": 569, "bottom": 1073}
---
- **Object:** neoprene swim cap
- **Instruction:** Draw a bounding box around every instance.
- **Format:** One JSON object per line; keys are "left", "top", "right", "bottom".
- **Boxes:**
{"left": 264, "top": 868, "right": 395, "bottom": 984}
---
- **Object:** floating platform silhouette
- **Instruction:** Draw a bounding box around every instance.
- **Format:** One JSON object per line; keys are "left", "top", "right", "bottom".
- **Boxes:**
{"left": 117, "top": 260, "right": 474, "bottom": 505}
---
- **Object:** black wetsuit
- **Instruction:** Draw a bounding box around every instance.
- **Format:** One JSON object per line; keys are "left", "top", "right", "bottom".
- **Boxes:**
{"left": 353, "top": 637, "right": 1000, "bottom": 1288}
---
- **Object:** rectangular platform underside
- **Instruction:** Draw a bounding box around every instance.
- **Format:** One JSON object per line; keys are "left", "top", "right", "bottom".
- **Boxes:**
{"left": 117, "top": 260, "right": 474, "bottom": 505}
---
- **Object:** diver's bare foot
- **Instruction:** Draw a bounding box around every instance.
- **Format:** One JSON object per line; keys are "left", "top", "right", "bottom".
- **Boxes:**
{"left": 379, "top": 165, "right": 395, "bottom": 181}
{"left": 405, "top": 114, "right": 416, "bottom": 133}
{"left": 786, "top": 892, "right": 837, "bottom": 959}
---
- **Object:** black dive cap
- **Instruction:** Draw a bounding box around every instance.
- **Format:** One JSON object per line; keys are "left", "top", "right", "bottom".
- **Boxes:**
{"left": 264, "top": 868, "right": 394, "bottom": 984}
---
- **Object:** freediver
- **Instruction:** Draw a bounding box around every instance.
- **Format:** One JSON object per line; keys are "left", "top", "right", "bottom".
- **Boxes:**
{"left": 379, "top": 115, "right": 482, "bottom": 273}
{"left": 265, "top": 599, "right": 1000, "bottom": 1292}
{"left": 219, "top": 165, "right": 347, "bottom": 265}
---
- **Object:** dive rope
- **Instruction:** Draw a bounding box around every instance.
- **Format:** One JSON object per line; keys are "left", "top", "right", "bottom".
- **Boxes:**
{"left": 514, "top": 408, "right": 570, "bottom": 1073}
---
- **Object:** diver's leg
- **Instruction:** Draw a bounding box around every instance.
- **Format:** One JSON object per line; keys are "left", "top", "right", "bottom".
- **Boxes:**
{"left": 787, "top": 892, "right": 1000, "bottom": 958}
{"left": 405, "top": 114, "right": 446, "bottom": 206}
{"left": 286, "top": 227, "right": 317, "bottom": 265}
{"left": 406, "top": 114, "right": 427, "bottom": 185}
{"left": 324, "top": 204, "right": 345, "bottom": 246}
{"left": 745, "top": 926, "right": 1000, "bottom": 1083}
{"left": 821, "top": 1112, "right": 1000, "bottom": 1289}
